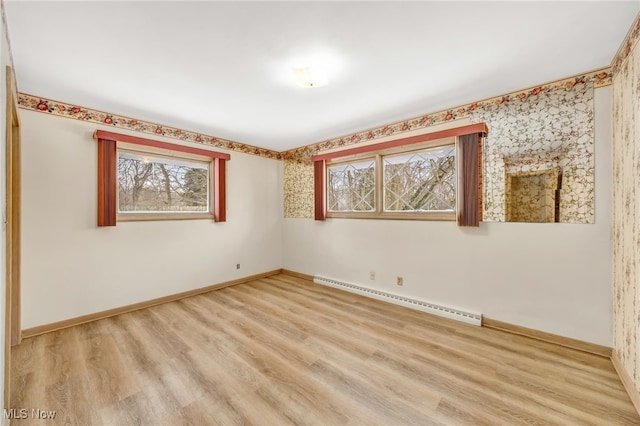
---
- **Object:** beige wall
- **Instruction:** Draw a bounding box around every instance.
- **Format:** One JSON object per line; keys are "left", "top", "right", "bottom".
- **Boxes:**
{"left": 14, "top": 66, "right": 620, "bottom": 349}
{"left": 612, "top": 17, "right": 640, "bottom": 395}
{"left": 283, "top": 86, "right": 613, "bottom": 346}
{"left": 12, "top": 12, "right": 637, "bottom": 377}
{"left": 20, "top": 110, "right": 283, "bottom": 329}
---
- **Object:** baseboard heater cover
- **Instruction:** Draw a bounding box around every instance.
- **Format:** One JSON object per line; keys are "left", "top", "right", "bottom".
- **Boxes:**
{"left": 314, "top": 275, "right": 482, "bottom": 326}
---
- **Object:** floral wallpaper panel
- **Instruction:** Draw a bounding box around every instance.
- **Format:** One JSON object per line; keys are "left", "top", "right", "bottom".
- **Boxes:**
{"left": 471, "top": 83, "right": 594, "bottom": 223}
{"left": 283, "top": 160, "right": 314, "bottom": 219}
{"left": 612, "top": 12, "right": 640, "bottom": 400}
{"left": 284, "top": 76, "right": 597, "bottom": 224}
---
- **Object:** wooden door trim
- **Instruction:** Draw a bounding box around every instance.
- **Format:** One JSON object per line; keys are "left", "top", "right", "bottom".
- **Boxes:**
{"left": 5, "top": 65, "right": 21, "bottom": 410}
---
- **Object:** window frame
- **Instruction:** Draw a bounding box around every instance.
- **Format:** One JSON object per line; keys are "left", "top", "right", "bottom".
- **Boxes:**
{"left": 116, "top": 143, "right": 215, "bottom": 222}
{"left": 326, "top": 155, "right": 378, "bottom": 217}
{"left": 94, "top": 130, "right": 229, "bottom": 226}
{"left": 325, "top": 137, "right": 456, "bottom": 221}
{"left": 312, "top": 123, "right": 487, "bottom": 225}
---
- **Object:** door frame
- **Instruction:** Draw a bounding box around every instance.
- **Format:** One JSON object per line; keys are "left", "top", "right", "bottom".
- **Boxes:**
{"left": 4, "top": 65, "right": 21, "bottom": 409}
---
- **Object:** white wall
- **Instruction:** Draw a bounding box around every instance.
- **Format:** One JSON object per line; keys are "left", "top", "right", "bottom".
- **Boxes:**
{"left": 283, "top": 86, "right": 613, "bottom": 346}
{"left": 20, "top": 110, "right": 283, "bottom": 328}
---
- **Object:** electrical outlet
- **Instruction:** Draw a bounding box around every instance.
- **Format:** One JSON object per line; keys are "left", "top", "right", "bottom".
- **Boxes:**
{"left": 397, "top": 276, "right": 403, "bottom": 286}
{"left": 236, "top": 263, "right": 240, "bottom": 269}
{"left": 370, "top": 271, "right": 375, "bottom": 280}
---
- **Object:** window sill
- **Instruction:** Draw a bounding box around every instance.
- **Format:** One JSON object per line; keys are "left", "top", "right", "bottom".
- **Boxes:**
{"left": 326, "top": 211, "right": 455, "bottom": 221}
{"left": 117, "top": 213, "right": 215, "bottom": 222}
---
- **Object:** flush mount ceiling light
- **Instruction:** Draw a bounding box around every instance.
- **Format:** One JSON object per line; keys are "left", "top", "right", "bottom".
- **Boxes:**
{"left": 292, "top": 67, "right": 328, "bottom": 88}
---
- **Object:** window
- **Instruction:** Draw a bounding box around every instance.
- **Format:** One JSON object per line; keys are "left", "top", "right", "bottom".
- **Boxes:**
{"left": 325, "top": 139, "right": 456, "bottom": 220}
{"left": 117, "top": 148, "right": 212, "bottom": 217}
{"left": 95, "top": 130, "right": 229, "bottom": 226}
{"left": 327, "top": 159, "right": 376, "bottom": 212}
{"left": 383, "top": 145, "right": 456, "bottom": 212}
{"left": 312, "top": 123, "right": 487, "bottom": 226}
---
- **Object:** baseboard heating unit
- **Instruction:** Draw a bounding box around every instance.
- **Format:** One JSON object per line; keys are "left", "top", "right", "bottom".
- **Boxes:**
{"left": 314, "top": 275, "right": 482, "bottom": 326}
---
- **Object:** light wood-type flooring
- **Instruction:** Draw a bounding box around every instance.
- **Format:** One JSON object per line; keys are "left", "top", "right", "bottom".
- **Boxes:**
{"left": 10, "top": 274, "right": 640, "bottom": 425}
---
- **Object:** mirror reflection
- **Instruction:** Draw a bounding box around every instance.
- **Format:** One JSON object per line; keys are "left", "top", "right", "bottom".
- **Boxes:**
{"left": 475, "top": 82, "right": 594, "bottom": 224}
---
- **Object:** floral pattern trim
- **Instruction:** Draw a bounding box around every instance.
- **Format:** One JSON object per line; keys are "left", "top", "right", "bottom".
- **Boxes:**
{"left": 282, "top": 68, "right": 611, "bottom": 163}
{"left": 612, "top": 12, "right": 640, "bottom": 77}
{"left": 18, "top": 93, "right": 283, "bottom": 160}
{"left": 18, "top": 67, "right": 612, "bottom": 163}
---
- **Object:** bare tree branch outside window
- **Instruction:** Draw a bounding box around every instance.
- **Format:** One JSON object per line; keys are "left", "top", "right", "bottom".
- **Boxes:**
{"left": 326, "top": 145, "right": 455, "bottom": 215}
{"left": 118, "top": 151, "right": 209, "bottom": 212}
{"left": 327, "top": 160, "right": 376, "bottom": 212}
{"left": 383, "top": 146, "right": 456, "bottom": 211}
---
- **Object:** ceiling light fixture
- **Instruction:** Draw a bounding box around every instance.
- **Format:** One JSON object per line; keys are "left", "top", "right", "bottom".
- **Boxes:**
{"left": 292, "top": 67, "right": 328, "bottom": 88}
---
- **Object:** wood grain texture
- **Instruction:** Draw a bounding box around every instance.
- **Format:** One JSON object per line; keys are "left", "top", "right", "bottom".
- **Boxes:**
{"left": 8, "top": 86, "right": 21, "bottom": 347}
{"left": 21, "top": 269, "right": 282, "bottom": 339}
{"left": 612, "top": 350, "right": 640, "bottom": 416}
{"left": 97, "top": 138, "right": 117, "bottom": 227}
{"left": 483, "top": 316, "right": 612, "bottom": 358}
{"left": 11, "top": 274, "right": 639, "bottom": 425}
{"left": 5, "top": 64, "right": 22, "bottom": 410}
{"left": 281, "top": 269, "right": 314, "bottom": 281}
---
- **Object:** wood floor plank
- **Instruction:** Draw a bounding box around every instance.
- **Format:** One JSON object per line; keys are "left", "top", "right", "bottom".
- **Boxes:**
{"left": 77, "top": 323, "right": 140, "bottom": 408}
{"left": 10, "top": 274, "right": 639, "bottom": 425}
{"left": 45, "top": 371, "right": 103, "bottom": 426}
{"left": 260, "top": 277, "right": 619, "bottom": 422}
{"left": 10, "top": 335, "right": 46, "bottom": 413}
{"left": 198, "top": 298, "right": 352, "bottom": 424}
{"left": 99, "top": 390, "right": 161, "bottom": 426}
{"left": 42, "top": 328, "right": 85, "bottom": 386}
{"left": 250, "top": 279, "right": 397, "bottom": 358}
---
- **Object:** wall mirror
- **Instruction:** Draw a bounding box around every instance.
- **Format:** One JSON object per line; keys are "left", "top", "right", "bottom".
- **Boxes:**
{"left": 474, "top": 83, "right": 594, "bottom": 224}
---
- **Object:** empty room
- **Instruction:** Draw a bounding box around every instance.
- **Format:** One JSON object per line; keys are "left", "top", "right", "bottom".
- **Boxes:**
{"left": 0, "top": 0, "right": 639, "bottom": 424}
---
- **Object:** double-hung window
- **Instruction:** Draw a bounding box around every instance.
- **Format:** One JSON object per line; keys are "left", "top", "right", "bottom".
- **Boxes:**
{"left": 313, "top": 123, "right": 487, "bottom": 226}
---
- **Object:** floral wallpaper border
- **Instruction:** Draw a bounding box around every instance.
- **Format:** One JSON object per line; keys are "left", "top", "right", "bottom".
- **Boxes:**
{"left": 19, "top": 67, "right": 611, "bottom": 164}
{"left": 282, "top": 68, "right": 611, "bottom": 162}
{"left": 612, "top": 12, "right": 640, "bottom": 77}
{"left": 17, "top": 93, "right": 284, "bottom": 160}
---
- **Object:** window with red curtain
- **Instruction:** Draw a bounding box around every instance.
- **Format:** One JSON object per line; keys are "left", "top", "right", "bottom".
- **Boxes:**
{"left": 311, "top": 123, "right": 487, "bottom": 226}
{"left": 94, "top": 130, "right": 229, "bottom": 226}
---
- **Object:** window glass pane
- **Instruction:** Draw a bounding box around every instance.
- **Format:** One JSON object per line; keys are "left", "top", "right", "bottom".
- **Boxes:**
{"left": 118, "top": 151, "right": 209, "bottom": 213}
{"left": 383, "top": 146, "right": 455, "bottom": 212}
{"left": 327, "top": 159, "right": 376, "bottom": 212}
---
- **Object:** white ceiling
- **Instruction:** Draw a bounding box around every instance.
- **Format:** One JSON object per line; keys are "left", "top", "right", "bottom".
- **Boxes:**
{"left": 4, "top": 1, "right": 639, "bottom": 151}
